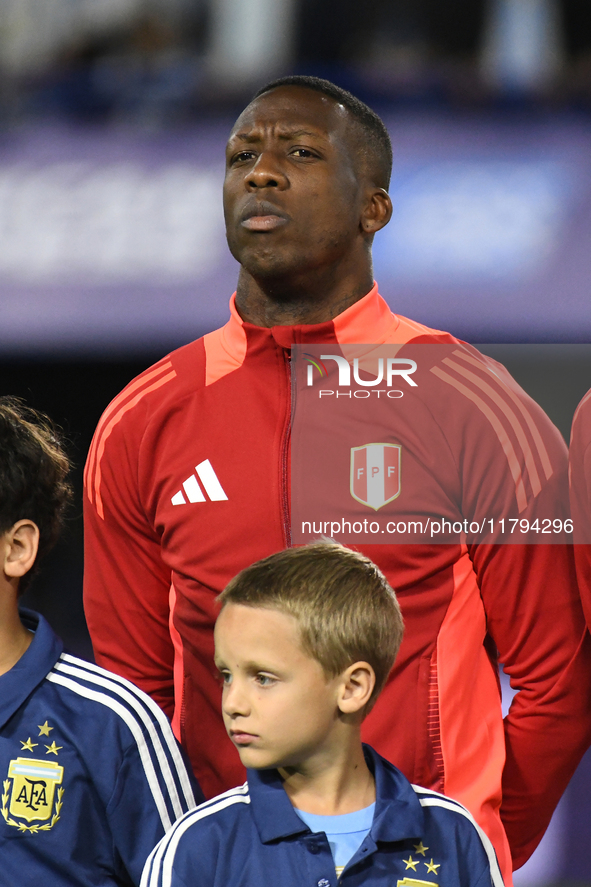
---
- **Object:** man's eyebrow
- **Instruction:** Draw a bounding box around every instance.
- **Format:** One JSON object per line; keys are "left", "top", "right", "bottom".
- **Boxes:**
{"left": 277, "top": 129, "right": 324, "bottom": 140}
{"left": 229, "top": 128, "right": 327, "bottom": 144}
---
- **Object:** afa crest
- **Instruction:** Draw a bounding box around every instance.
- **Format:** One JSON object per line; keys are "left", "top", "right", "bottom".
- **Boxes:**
{"left": 397, "top": 880, "right": 439, "bottom": 887}
{"left": 2, "top": 758, "right": 64, "bottom": 834}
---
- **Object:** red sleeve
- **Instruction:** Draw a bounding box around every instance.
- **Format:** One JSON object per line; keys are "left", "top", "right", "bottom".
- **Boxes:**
{"left": 83, "top": 397, "right": 175, "bottom": 721}
{"left": 570, "top": 389, "right": 591, "bottom": 629}
{"left": 461, "top": 369, "right": 591, "bottom": 869}
{"left": 472, "top": 541, "right": 591, "bottom": 869}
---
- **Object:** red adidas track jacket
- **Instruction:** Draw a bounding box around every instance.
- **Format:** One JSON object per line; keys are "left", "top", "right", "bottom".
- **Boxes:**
{"left": 84, "top": 285, "right": 591, "bottom": 881}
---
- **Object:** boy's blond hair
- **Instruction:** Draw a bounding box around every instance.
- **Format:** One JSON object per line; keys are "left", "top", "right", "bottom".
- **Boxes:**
{"left": 218, "top": 542, "right": 403, "bottom": 711}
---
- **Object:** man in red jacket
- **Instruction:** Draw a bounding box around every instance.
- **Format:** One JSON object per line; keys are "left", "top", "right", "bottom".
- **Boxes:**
{"left": 83, "top": 76, "right": 591, "bottom": 884}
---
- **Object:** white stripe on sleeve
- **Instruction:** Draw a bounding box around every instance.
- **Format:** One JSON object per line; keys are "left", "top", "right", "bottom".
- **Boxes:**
{"left": 143, "top": 789, "right": 250, "bottom": 887}
{"left": 414, "top": 794, "right": 504, "bottom": 887}
{"left": 47, "top": 672, "right": 173, "bottom": 831}
{"left": 59, "top": 653, "right": 196, "bottom": 811}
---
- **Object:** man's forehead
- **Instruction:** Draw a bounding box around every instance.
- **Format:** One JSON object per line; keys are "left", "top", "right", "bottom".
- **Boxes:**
{"left": 229, "top": 86, "right": 349, "bottom": 140}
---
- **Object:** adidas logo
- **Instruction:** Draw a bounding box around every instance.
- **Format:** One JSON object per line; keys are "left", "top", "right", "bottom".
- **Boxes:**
{"left": 171, "top": 459, "right": 228, "bottom": 505}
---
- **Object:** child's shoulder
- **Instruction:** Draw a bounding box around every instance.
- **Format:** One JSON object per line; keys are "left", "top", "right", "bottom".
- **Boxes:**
{"left": 143, "top": 783, "right": 252, "bottom": 880}
{"left": 410, "top": 784, "right": 503, "bottom": 882}
{"left": 368, "top": 750, "right": 503, "bottom": 886}
{"left": 46, "top": 651, "right": 169, "bottom": 735}
{"left": 41, "top": 650, "right": 201, "bottom": 826}
{"left": 17, "top": 613, "right": 181, "bottom": 757}
{"left": 410, "top": 782, "right": 484, "bottom": 830}
{"left": 165, "top": 782, "right": 251, "bottom": 836}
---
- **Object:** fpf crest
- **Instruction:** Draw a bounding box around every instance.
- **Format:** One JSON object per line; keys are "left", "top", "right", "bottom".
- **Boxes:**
{"left": 350, "top": 443, "right": 401, "bottom": 511}
{"left": 2, "top": 757, "right": 64, "bottom": 834}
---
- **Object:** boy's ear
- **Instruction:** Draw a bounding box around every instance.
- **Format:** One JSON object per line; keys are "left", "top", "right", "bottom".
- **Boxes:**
{"left": 337, "top": 661, "right": 376, "bottom": 716}
{"left": 2, "top": 520, "right": 40, "bottom": 580}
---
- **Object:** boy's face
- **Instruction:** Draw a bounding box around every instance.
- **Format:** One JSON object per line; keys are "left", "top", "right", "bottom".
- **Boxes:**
{"left": 214, "top": 603, "right": 343, "bottom": 771}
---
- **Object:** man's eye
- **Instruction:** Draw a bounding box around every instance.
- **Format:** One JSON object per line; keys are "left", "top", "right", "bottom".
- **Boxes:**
{"left": 218, "top": 671, "right": 232, "bottom": 685}
{"left": 232, "top": 151, "right": 255, "bottom": 163}
{"left": 291, "top": 148, "right": 314, "bottom": 158}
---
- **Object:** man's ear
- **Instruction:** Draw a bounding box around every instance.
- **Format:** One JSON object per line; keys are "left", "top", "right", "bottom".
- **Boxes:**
{"left": 337, "top": 661, "right": 376, "bottom": 716}
{"left": 3, "top": 520, "right": 39, "bottom": 579}
{"left": 360, "top": 188, "right": 393, "bottom": 236}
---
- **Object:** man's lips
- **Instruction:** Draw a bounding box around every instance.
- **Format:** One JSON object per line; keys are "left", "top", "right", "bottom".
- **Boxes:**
{"left": 242, "top": 215, "right": 288, "bottom": 231}
{"left": 240, "top": 202, "right": 289, "bottom": 232}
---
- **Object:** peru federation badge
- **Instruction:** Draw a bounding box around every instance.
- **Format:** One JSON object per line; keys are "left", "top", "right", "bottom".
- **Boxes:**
{"left": 350, "top": 443, "right": 401, "bottom": 511}
{"left": 2, "top": 758, "right": 64, "bottom": 833}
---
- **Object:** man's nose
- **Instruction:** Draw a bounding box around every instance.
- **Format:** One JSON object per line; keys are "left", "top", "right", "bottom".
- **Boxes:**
{"left": 246, "top": 151, "right": 288, "bottom": 190}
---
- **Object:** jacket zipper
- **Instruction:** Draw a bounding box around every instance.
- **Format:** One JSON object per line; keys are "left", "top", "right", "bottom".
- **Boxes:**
{"left": 280, "top": 350, "right": 292, "bottom": 547}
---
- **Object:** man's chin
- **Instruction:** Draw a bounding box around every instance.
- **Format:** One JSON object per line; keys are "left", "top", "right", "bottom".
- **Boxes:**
{"left": 230, "top": 241, "right": 311, "bottom": 282}
{"left": 240, "top": 255, "right": 299, "bottom": 281}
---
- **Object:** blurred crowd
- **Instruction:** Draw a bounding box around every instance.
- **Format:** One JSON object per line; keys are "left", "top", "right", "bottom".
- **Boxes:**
{"left": 1, "top": 0, "right": 591, "bottom": 126}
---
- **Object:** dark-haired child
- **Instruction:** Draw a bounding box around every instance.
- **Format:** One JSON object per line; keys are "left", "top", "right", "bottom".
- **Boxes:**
{"left": 0, "top": 397, "right": 202, "bottom": 885}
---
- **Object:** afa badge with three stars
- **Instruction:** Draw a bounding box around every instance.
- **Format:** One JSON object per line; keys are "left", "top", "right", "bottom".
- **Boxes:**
{"left": 397, "top": 880, "right": 439, "bottom": 887}
{"left": 2, "top": 757, "right": 64, "bottom": 834}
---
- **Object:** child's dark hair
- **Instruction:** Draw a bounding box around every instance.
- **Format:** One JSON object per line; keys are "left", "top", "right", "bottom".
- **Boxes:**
{"left": 0, "top": 397, "right": 73, "bottom": 589}
{"left": 218, "top": 541, "right": 403, "bottom": 712}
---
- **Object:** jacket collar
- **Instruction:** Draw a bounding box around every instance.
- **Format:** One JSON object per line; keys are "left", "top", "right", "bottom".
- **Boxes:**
{"left": 0, "top": 610, "right": 62, "bottom": 730}
{"left": 247, "top": 744, "right": 424, "bottom": 845}
{"left": 247, "top": 766, "right": 310, "bottom": 843}
{"left": 367, "top": 744, "right": 425, "bottom": 844}
{"left": 221, "top": 283, "right": 401, "bottom": 355}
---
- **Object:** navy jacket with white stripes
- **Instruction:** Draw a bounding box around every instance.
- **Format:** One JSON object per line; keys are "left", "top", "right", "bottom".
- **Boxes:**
{"left": 0, "top": 611, "right": 203, "bottom": 886}
{"left": 142, "top": 745, "right": 503, "bottom": 887}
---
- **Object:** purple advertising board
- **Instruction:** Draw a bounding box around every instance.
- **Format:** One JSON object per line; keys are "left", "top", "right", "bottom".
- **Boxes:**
{"left": 1, "top": 113, "right": 591, "bottom": 353}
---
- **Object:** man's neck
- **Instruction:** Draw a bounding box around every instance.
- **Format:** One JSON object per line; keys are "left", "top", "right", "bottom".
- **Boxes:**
{"left": 234, "top": 266, "right": 374, "bottom": 328}
{"left": 278, "top": 737, "right": 375, "bottom": 816}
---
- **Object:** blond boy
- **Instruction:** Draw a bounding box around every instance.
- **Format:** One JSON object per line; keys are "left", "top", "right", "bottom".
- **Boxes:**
{"left": 143, "top": 543, "right": 503, "bottom": 887}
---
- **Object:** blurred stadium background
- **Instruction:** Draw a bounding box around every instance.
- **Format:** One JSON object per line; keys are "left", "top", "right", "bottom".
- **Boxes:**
{"left": 2, "top": 1, "right": 591, "bottom": 883}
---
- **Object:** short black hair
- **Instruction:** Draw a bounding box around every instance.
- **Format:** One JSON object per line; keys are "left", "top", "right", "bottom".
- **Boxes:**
{"left": 253, "top": 75, "right": 393, "bottom": 189}
{"left": 0, "top": 397, "right": 73, "bottom": 590}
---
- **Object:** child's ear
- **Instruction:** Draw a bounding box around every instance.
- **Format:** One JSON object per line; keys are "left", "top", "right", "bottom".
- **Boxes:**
{"left": 3, "top": 520, "right": 39, "bottom": 580}
{"left": 337, "top": 661, "right": 376, "bottom": 715}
